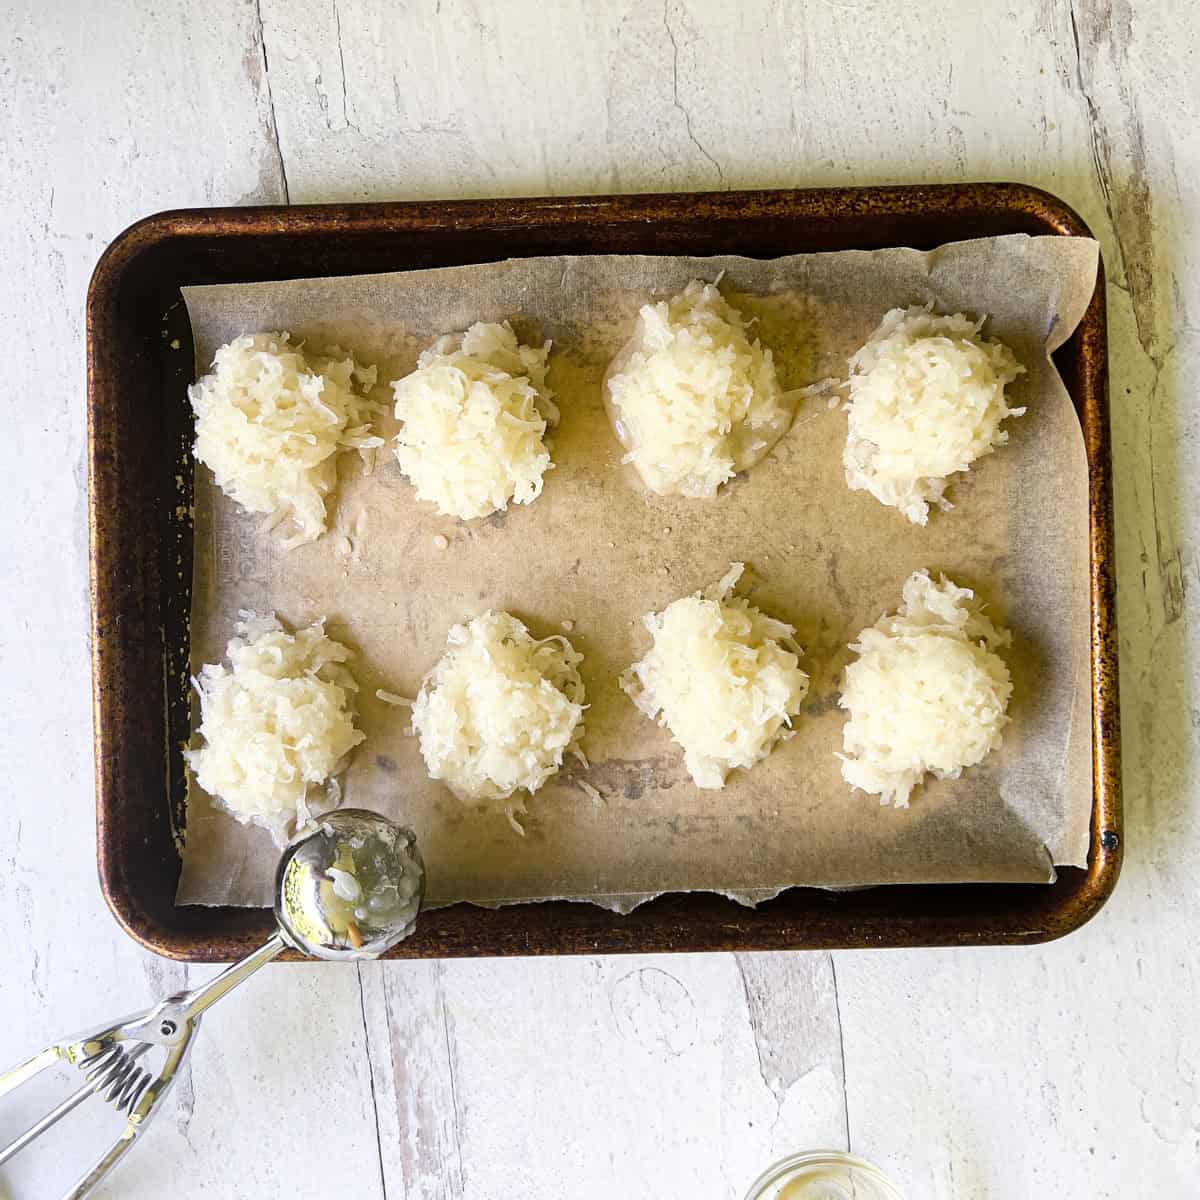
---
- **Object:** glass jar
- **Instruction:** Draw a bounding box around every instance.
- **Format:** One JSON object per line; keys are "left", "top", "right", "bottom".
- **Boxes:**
{"left": 743, "top": 1150, "right": 905, "bottom": 1200}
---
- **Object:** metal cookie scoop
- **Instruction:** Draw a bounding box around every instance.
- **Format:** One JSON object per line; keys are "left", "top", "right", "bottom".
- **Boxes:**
{"left": 0, "top": 809, "right": 424, "bottom": 1198}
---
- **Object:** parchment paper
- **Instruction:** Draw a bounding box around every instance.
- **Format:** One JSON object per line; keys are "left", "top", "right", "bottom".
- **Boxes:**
{"left": 177, "top": 234, "right": 1099, "bottom": 910}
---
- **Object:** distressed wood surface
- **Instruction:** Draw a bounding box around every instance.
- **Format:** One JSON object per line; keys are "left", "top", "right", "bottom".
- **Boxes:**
{"left": 0, "top": 1, "right": 1196, "bottom": 1196}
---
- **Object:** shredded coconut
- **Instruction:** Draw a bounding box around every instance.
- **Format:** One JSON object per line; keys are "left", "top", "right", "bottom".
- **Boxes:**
{"left": 843, "top": 307, "right": 1025, "bottom": 524}
{"left": 392, "top": 322, "right": 556, "bottom": 520}
{"left": 326, "top": 866, "right": 362, "bottom": 902}
{"left": 189, "top": 333, "right": 383, "bottom": 548}
{"left": 411, "top": 611, "right": 586, "bottom": 823}
{"left": 579, "top": 780, "right": 604, "bottom": 806}
{"left": 839, "top": 570, "right": 1013, "bottom": 807}
{"left": 622, "top": 564, "right": 809, "bottom": 788}
{"left": 605, "top": 281, "right": 793, "bottom": 497}
{"left": 185, "top": 613, "right": 365, "bottom": 844}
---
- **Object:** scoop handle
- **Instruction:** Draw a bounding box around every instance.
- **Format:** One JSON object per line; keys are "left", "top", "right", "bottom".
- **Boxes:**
{"left": 174, "top": 932, "right": 289, "bottom": 1023}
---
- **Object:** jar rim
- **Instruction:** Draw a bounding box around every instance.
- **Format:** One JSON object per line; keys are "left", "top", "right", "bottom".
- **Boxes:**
{"left": 742, "top": 1149, "right": 905, "bottom": 1200}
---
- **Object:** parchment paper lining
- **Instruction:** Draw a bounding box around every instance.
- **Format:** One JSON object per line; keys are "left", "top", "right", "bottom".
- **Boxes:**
{"left": 177, "top": 234, "right": 1098, "bottom": 912}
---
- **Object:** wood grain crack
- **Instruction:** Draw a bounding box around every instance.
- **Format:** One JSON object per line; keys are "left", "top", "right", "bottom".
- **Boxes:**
{"left": 1066, "top": 0, "right": 1182, "bottom": 623}
{"left": 1067, "top": 1, "right": 1116, "bottom": 231}
{"left": 663, "top": 0, "right": 724, "bottom": 184}
{"left": 251, "top": 0, "right": 290, "bottom": 203}
{"left": 438, "top": 962, "right": 467, "bottom": 1192}
{"left": 357, "top": 963, "right": 389, "bottom": 1200}
{"left": 334, "top": 0, "right": 362, "bottom": 134}
{"left": 734, "top": 954, "right": 781, "bottom": 1122}
{"left": 1148, "top": 340, "right": 1184, "bottom": 621}
{"left": 1067, "top": 0, "right": 1156, "bottom": 358}
{"left": 829, "top": 953, "right": 851, "bottom": 1154}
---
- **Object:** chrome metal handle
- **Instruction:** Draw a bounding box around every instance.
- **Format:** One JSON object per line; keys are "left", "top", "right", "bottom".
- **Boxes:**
{"left": 0, "top": 931, "right": 289, "bottom": 1198}
{"left": 177, "top": 933, "right": 288, "bottom": 1023}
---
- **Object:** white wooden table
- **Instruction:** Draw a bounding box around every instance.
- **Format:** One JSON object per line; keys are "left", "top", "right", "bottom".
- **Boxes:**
{"left": 1, "top": 2, "right": 1196, "bottom": 1196}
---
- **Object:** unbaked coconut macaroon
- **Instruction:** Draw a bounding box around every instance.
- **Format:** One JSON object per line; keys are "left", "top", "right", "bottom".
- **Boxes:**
{"left": 605, "top": 280, "right": 794, "bottom": 498}
{"left": 410, "top": 611, "right": 585, "bottom": 831}
{"left": 185, "top": 613, "right": 366, "bottom": 844}
{"left": 839, "top": 570, "right": 1013, "bottom": 807}
{"left": 391, "top": 321, "right": 557, "bottom": 520}
{"left": 622, "top": 564, "right": 809, "bottom": 788}
{"left": 843, "top": 307, "right": 1025, "bottom": 524}
{"left": 188, "top": 333, "right": 383, "bottom": 548}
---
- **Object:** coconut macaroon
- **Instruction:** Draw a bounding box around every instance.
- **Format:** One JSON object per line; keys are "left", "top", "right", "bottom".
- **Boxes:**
{"left": 392, "top": 321, "right": 557, "bottom": 520}
{"left": 839, "top": 571, "right": 1013, "bottom": 808}
{"left": 843, "top": 307, "right": 1025, "bottom": 524}
{"left": 411, "top": 611, "right": 585, "bottom": 830}
{"left": 622, "top": 564, "right": 809, "bottom": 788}
{"left": 185, "top": 614, "right": 366, "bottom": 844}
{"left": 605, "top": 280, "right": 793, "bottom": 498}
{"left": 189, "top": 333, "right": 383, "bottom": 548}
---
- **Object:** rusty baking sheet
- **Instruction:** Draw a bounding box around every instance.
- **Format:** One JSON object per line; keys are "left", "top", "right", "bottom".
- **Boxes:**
{"left": 86, "top": 184, "right": 1120, "bottom": 962}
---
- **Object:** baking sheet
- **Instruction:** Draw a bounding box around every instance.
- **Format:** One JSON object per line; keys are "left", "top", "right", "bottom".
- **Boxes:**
{"left": 177, "top": 234, "right": 1098, "bottom": 911}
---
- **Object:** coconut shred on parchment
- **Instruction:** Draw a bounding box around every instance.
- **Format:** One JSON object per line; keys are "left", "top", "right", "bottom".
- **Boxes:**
{"left": 177, "top": 234, "right": 1098, "bottom": 912}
